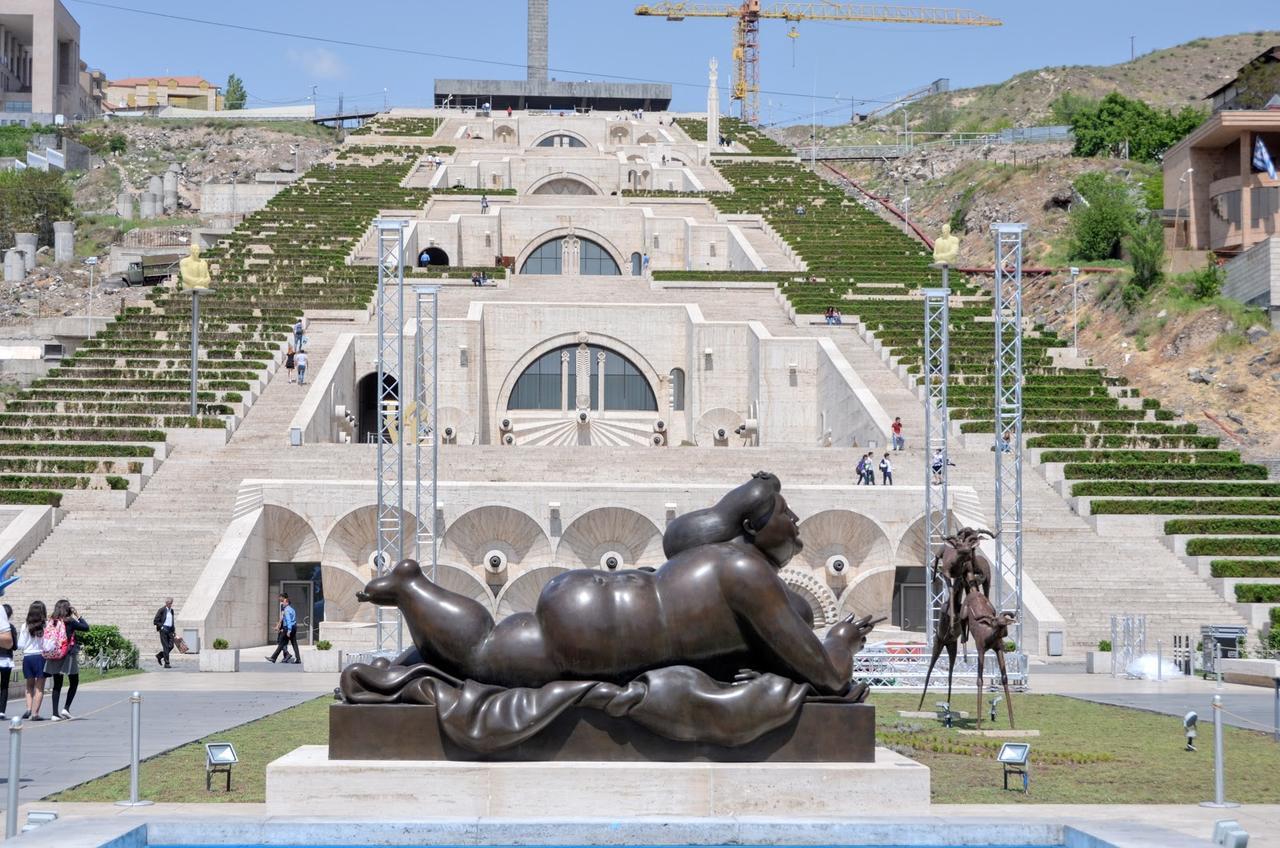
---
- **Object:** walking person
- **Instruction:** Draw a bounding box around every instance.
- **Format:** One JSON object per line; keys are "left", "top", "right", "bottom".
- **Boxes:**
{"left": 18, "top": 601, "right": 47, "bottom": 720}
{"left": 285, "top": 345, "right": 296, "bottom": 383}
{"left": 891, "top": 416, "right": 904, "bottom": 451}
{"left": 855, "top": 453, "right": 867, "bottom": 486}
{"left": 480, "top": 193, "right": 490, "bottom": 215}
{"left": 879, "top": 452, "right": 894, "bottom": 486}
{"left": 292, "top": 319, "right": 305, "bottom": 351}
{"left": 268, "top": 593, "right": 300, "bottom": 664}
{"left": 0, "top": 604, "right": 14, "bottom": 720}
{"left": 153, "top": 597, "right": 175, "bottom": 668}
{"left": 45, "top": 599, "right": 88, "bottom": 721}
{"left": 642, "top": 253, "right": 650, "bottom": 276}
{"left": 931, "top": 447, "right": 954, "bottom": 485}
{"left": 296, "top": 349, "right": 309, "bottom": 386}
{"left": 863, "top": 452, "right": 876, "bottom": 485}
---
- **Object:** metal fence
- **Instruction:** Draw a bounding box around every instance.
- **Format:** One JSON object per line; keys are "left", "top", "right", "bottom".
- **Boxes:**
{"left": 852, "top": 645, "right": 1029, "bottom": 691}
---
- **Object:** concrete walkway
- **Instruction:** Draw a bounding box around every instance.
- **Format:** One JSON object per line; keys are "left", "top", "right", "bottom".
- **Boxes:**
{"left": 0, "top": 647, "right": 337, "bottom": 810}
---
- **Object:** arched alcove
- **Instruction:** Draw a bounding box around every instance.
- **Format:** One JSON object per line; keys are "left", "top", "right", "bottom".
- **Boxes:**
{"left": 440, "top": 505, "right": 553, "bottom": 579}
{"left": 494, "top": 565, "right": 570, "bottom": 618}
{"left": 556, "top": 507, "right": 663, "bottom": 569}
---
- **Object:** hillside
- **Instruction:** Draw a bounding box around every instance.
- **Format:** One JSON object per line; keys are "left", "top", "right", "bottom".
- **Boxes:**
{"left": 780, "top": 30, "right": 1279, "bottom": 147}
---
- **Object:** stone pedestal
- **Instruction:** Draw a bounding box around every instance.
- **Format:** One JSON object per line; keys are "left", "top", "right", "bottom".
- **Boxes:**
{"left": 53, "top": 221, "right": 74, "bottom": 263}
{"left": 266, "top": 745, "right": 930, "bottom": 818}
{"left": 163, "top": 169, "right": 178, "bottom": 213}
{"left": 116, "top": 192, "right": 134, "bottom": 219}
{"left": 148, "top": 174, "right": 164, "bottom": 197}
{"left": 14, "top": 233, "right": 37, "bottom": 272}
{"left": 139, "top": 193, "right": 158, "bottom": 219}
{"left": 3, "top": 249, "right": 24, "bottom": 282}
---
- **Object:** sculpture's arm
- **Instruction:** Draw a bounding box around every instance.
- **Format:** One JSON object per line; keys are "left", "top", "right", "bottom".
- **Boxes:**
{"left": 724, "top": 559, "right": 850, "bottom": 695}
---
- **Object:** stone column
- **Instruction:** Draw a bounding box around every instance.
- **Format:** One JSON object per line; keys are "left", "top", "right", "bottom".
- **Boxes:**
{"left": 1239, "top": 130, "right": 1254, "bottom": 251}
{"left": 139, "top": 193, "right": 157, "bottom": 219}
{"left": 3, "top": 249, "right": 24, "bottom": 283}
{"left": 116, "top": 191, "right": 134, "bottom": 219}
{"left": 14, "top": 233, "right": 37, "bottom": 272}
{"left": 707, "top": 57, "right": 720, "bottom": 150}
{"left": 162, "top": 168, "right": 178, "bottom": 213}
{"left": 148, "top": 174, "right": 163, "bottom": 197}
{"left": 53, "top": 221, "right": 74, "bottom": 263}
{"left": 527, "top": 0, "right": 548, "bottom": 83}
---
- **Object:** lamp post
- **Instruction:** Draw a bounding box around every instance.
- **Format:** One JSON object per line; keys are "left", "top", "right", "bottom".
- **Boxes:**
{"left": 289, "top": 144, "right": 299, "bottom": 175}
{"left": 84, "top": 255, "right": 97, "bottom": 339}
{"left": 1069, "top": 266, "right": 1080, "bottom": 351}
{"left": 1176, "top": 167, "right": 1194, "bottom": 249}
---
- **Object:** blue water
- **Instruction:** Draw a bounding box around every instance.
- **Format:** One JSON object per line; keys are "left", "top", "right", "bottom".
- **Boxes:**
{"left": 152, "top": 844, "right": 1061, "bottom": 848}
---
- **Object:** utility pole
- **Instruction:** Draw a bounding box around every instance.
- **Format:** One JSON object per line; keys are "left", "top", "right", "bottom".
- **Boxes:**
{"left": 84, "top": 256, "right": 97, "bottom": 339}
{"left": 383, "top": 88, "right": 388, "bottom": 111}
{"left": 1129, "top": 35, "right": 1135, "bottom": 61}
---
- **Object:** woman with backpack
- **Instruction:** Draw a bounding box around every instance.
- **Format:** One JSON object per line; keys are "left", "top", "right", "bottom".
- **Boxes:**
{"left": 16, "top": 600, "right": 46, "bottom": 720}
{"left": 0, "top": 604, "right": 14, "bottom": 720}
{"left": 45, "top": 599, "right": 88, "bottom": 721}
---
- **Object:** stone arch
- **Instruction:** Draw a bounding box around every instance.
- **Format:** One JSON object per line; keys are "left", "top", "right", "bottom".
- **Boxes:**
{"left": 609, "top": 124, "right": 631, "bottom": 143}
{"left": 440, "top": 505, "right": 553, "bottom": 581}
{"left": 896, "top": 510, "right": 962, "bottom": 566}
{"left": 556, "top": 506, "right": 664, "bottom": 569}
{"left": 495, "top": 565, "right": 570, "bottom": 618}
{"left": 796, "top": 509, "right": 893, "bottom": 578}
{"left": 836, "top": 565, "right": 896, "bottom": 624}
{"left": 496, "top": 331, "right": 664, "bottom": 417}
{"left": 778, "top": 566, "right": 839, "bottom": 628}
{"left": 262, "top": 504, "right": 322, "bottom": 564}
{"left": 528, "top": 172, "right": 603, "bottom": 196}
{"left": 495, "top": 124, "right": 517, "bottom": 144}
{"left": 636, "top": 132, "right": 658, "bottom": 144}
{"left": 514, "top": 226, "right": 627, "bottom": 276}
{"left": 531, "top": 129, "right": 591, "bottom": 149}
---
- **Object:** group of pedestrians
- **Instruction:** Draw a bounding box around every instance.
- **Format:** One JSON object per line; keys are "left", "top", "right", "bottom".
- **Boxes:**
{"left": 285, "top": 319, "right": 309, "bottom": 386}
{"left": 1, "top": 598, "right": 88, "bottom": 721}
{"left": 855, "top": 452, "right": 893, "bottom": 486}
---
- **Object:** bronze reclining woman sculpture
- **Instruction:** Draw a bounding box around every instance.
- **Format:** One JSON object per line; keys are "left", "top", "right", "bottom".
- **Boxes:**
{"left": 341, "top": 472, "right": 880, "bottom": 753}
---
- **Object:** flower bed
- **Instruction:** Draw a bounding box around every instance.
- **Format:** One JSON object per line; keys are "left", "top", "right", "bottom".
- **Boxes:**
{"left": 1211, "top": 560, "right": 1280, "bottom": 578}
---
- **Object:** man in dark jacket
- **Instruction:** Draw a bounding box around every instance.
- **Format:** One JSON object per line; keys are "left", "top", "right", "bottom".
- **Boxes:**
{"left": 153, "top": 597, "right": 175, "bottom": 668}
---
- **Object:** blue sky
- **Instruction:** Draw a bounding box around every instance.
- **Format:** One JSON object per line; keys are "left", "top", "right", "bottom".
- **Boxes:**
{"left": 69, "top": 0, "right": 1279, "bottom": 125}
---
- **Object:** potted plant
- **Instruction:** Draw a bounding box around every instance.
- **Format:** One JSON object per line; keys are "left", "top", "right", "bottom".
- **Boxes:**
{"left": 301, "top": 639, "right": 342, "bottom": 673}
{"left": 199, "top": 637, "right": 240, "bottom": 672}
{"left": 1086, "top": 639, "right": 1112, "bottom": 674}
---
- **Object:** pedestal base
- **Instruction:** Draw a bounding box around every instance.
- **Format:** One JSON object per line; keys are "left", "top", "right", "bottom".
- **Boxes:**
{"left": 266, "top": 746, "right": 930, "bottom": 818}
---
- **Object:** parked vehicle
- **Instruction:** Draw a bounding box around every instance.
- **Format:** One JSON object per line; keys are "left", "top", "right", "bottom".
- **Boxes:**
{"left": 116, "top": 253, "right": 182, "bottom": 287}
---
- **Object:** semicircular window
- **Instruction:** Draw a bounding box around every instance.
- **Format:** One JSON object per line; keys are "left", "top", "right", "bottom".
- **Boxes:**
{"left": 519, "top": 237, "right": 620, "bottom": 275}
{"left": 509, "top": 344, "right": 657, "bottom": 412}
{"left": 535, "top": 133, "right": 587, "bottom": 148}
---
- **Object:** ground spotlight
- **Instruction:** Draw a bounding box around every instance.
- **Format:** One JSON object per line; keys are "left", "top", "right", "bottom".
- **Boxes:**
{"left": 1184, "top": 711, "right": 1198, "bottom": 752}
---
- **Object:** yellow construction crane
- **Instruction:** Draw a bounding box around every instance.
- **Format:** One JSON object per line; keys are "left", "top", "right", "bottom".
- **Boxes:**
{"left": 634, "top": 2, "right": 1002, "bottom": 124}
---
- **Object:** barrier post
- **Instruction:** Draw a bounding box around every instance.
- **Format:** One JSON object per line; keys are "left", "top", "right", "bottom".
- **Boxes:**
{"left": 5, "top": 717, "right": 21, "bottom": 838}
{"left": 115, "top": 691, "right": 154, "bottom": 807}
{"left": 1200, "top": 695, "right": 1240, "bottom": 808}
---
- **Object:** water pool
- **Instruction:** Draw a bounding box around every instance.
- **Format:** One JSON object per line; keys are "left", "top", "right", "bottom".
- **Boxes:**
{"left": 152, "top": 845, "right": 1063, "bottom": 848}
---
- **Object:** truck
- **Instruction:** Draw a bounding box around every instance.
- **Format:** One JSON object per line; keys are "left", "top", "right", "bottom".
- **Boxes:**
{"left": 115, "top": 253, "right": 182, "bottom": 287}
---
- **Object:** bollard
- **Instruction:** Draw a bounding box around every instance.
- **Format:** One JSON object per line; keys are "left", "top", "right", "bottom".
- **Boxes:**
{"left": 1200, "top": 694, "right": 1240, "bottom": 808}
{"left": 115, "top": 691, "right": 153, "bottom": 807}
{"left": 1215, "top": 642, "right": 1223, "bottom": 690}
{"left": 1274, "top": 678, "right": 1279, "bottom": 744}
{"left": 6, "top": 717, "right": 21, "bottom": 838}
{"left": 1157, "top": 640, "right": 1163, "bottom": 682}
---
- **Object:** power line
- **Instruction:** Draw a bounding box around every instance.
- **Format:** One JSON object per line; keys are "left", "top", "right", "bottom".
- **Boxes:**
{"left": 66, "top": 0, "right": 910, "bottom": 107}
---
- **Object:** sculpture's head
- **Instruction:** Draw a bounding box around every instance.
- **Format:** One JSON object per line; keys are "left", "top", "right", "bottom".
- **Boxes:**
{"left": 941, "top": 223, "right": 951, "bottom": 238}
{"left": 662, "top": 471, "right": 802, "bottom": 568}
{"left": 189, "top": 244, "right": 201, "bottom": 259}
{"left": 356, "top": 558, "right": 422, "bottom": 604}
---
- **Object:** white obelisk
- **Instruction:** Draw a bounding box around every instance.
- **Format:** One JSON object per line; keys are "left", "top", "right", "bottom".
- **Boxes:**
{"left": 707, "top": 58, "right": 720, "bottom": 150}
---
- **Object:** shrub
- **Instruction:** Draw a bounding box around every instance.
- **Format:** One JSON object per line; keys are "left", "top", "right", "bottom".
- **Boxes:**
{"left": 1211, "top": 560, "right": 1280, "bottom": 578}
{"left": 1064, "top": 463, "right": 1268, "bottom": 481}
{"left": 1164, "top": 518, "right": 1280, "bottom": 535}
{"left": 1234, "top": 584, "right": 1280, "bottom": 603}
{"left": 1123, "top": 216, "right": 1164, "bottom": 311}
{"left": 1187, "top": 257, "right": 1225, "bottom": 300}
{"left": 211, "top": 637, "right": 230, "bottom": 650}
{"left": 1068, "top": 173, "right": 1132, "bottom": 261}
{"left": 105, "top": 475, "right": 129, "bottom": 491}
{"left": 1003, "top": 639, "right": 1017, "bottom": 653}
{"left": 1097, "top": 639, "right": 1112, "bottom": 652}
{"left": 1090, "top": 499, "right": 1280, "bottom": 516}
{"left": 315, "top": 640, "right": 333, "bottom": 651}
{"left": 1187, "top": 538, "right": 1280, "bottom": 556}
{"left": 78, "top": 625, "right": 139, "bottom": 670}
{"left": 1070, "top": 92, "right": 1205, "bottom": 163}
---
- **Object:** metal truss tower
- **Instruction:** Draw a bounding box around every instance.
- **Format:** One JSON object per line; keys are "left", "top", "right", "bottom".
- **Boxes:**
{"left": 374, "top": 220, "right": 407, "bottom": 654}
{"left": 922, "top": 283, "right": 950, "bottom": 647}
{"left": 991, "top": 223, "right": 1027, "bottom": 650}
{"left": 413, "top": 286, "right": 440, "bottom": 583}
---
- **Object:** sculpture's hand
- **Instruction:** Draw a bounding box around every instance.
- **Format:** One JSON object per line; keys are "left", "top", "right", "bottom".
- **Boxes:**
{"left": 827, "top": 614, "right": 883, "bottom": 655}
{"left": 355, "top": 590, "right": 369, "bottom": 603}
{"left": 0, "top": 559, "right": 18, "bottom": 596}
{"left": 732, "top": 668, "right": 762, "bottom": 687}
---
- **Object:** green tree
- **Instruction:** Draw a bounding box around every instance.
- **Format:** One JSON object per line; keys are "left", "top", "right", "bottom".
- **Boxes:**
{"left": 1070, "top": 92, "right": 1205, "bottom": 163}
{"left": 1232, "top": 57, "right": 1280, "bottom": 109}
{"left": 224, "top": 73, "right": 248, "bottom": 110}
{"left": 1188, "top": 255, "right": 1225, "bottom": 300}
{"left": 0, "top": 169, "right": 74, "bottom": 251}
{"left": 1122, "top": 216, "right": 1164, "bottom": 310}
{"left": 1068, "top": 172, "right": 1134, "bottom": 261}
{"left": 1050, "top": 91, "right": 1096, "bottom": 125}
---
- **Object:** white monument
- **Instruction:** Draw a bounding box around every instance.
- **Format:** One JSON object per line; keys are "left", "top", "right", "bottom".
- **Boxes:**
{"left": 707, "top": 57, "right": 720, "bottom": 151}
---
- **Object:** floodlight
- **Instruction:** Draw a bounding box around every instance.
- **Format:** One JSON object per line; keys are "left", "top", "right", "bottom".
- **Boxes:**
{"left": 997, "top": 742, "right": 1030, "bottom": 794}
{"left": 935, "top": 701, "right": 954, "bottom": 728}
{"left": 205, "top": 742, "right": 238, "bottom": 792}
{"left": 1184, "top": 711, "right": 1198, "bottom": 752}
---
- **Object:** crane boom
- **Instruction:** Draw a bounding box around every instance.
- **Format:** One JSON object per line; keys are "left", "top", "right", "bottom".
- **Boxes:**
{"left": 635, "top": 2, "right": 1001, "bottom": 123}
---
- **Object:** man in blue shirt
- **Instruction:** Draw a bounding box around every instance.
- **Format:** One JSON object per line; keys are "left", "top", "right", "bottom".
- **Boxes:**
{"left": 268, "top": 593, "right": 300, "bottom": 664}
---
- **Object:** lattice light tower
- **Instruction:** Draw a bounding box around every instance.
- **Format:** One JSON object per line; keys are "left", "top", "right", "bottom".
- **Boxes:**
{"left": 991, "top": 223, "right": 1027, "bottom": 650}
{"left": 374, "top": 220, "right": 408, "bottom": 654}
{"left": 413, "top": 286, "right": 440, "bottom": 583}
{"left": 922, "top": 284, "right": 950, "bottom": 647}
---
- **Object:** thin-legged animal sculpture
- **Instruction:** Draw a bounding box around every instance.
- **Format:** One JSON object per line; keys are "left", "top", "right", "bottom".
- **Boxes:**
{"left": 917, "top": 602, "right": 960, "bottom": 711}
{"left": 961, "top": 588, "right": 1016, "bottom": 729}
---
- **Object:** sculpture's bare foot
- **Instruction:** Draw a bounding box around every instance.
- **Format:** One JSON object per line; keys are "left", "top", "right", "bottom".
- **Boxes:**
{"left": 732, "top": 668, "right": 762, "bottom": 686}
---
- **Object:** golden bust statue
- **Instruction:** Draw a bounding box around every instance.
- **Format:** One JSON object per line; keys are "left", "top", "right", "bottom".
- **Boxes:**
{"left": 932, "top": 223, "right": 960, "bottom": 266}
{"left": 180, "top": 244, "right": 212, "bottom": 290}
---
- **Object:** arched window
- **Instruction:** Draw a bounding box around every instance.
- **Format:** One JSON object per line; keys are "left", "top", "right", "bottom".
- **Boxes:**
{"left": 510, "top": 345, "right": 656, "bottom": 412}
{"left": 535, "top": 134, "right": 586, "bottom": 148}
{"left": 519, "top": 237, "right": 620, "bottom": 275}
{"left": 669, "top": 368, "right": 686, "bottom": 411}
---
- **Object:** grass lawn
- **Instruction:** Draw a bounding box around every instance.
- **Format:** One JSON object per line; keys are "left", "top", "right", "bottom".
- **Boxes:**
{"left": 49, "top": 692, "right": 1280, "bottom": 805}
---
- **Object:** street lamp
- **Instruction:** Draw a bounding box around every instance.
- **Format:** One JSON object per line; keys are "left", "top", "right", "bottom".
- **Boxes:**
{"left": 1176, "top": 167, "right": 1194, "bottom": 249}
{"left": 1069, "top": 266, "right": 1080, "bottom": 350}
{"left": 83, "top": 256, "right": 97, "bottom": 339}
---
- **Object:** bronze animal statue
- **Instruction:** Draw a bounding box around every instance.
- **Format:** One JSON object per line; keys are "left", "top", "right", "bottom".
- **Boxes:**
{"left": 962, "top": 585, "right": 1016, "bottom": 729}
{"left": 341, "top": 472, "right": 883, "bottom": 753}
{"left": 916, "top": 602, "right": 960, "bottom": 712}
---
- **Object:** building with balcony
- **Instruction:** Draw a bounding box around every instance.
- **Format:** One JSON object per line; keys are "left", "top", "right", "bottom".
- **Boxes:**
{"left": 105, "top": 75, "right": 223, "bottom": 112}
